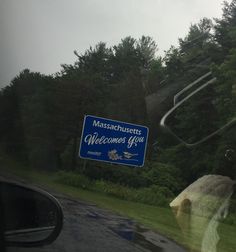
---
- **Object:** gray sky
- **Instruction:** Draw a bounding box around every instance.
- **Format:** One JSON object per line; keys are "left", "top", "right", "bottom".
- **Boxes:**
{"left": 0, "top": 0, "right": 227, "bottom": 88}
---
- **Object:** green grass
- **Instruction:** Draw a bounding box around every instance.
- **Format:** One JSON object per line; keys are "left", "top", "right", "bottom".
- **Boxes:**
{"left": 1, "top": 156, "right": 236, "bottom": 252}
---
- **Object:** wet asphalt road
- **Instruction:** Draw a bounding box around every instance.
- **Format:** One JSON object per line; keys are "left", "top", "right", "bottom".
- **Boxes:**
{"left": 2, "top": 175, "right": 187, "bottom": 252}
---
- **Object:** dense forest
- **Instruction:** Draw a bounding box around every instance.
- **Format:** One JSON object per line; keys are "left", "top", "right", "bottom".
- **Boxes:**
{"left": 0, "top": 0, "right": 236, "bottom": 202}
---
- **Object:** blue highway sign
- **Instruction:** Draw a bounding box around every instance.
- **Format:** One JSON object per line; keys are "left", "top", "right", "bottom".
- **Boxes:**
{"left": 79, "top": 115, "right": 149, "bottom": 167}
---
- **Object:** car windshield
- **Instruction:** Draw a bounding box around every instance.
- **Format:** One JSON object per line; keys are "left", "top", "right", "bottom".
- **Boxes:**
{"left": 0, "top": 1, "right": 236, "bottom": 252}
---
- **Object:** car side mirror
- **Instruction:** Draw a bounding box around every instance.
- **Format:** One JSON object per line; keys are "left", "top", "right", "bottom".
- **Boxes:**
{"left": 0, "top": 179, "right": 63, "bottom": 247}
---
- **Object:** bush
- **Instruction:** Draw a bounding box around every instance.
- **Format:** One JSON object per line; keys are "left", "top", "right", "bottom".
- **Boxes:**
{"left": 94, "top": 181, "right": 172, "bottom": 206}
{"left": 79, "top": 161, "right": 150, "bottom": 188}
{"left": 55, "top": 171, "right": 173, "bottom": 207}
{"left": 55, "top": 171, "right": 92, "bottom": 189}
{"left": 94, "top": 180, "right": 134, "bottom": 200}
{"left": 142, "top": 162, "right": 185, "bottom": 194}
{"left": 134, "top": 185, "right": 174, "bottom": 206}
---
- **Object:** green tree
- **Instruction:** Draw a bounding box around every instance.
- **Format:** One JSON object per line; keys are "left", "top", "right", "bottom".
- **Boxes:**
{"left": 214, "top": 0, "right": 236, "bottom": 55}
{"left": 136, "top": 35, "right": 158, "bottom": 69}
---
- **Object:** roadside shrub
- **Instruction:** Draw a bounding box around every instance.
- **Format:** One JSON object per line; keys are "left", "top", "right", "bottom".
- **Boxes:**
{"left": 55, "top": 171, "right": 174, "bottom": 207}
{"left": 134, "top": 185, "right": 174, "bottom": 206}
{"left": 55, "top": 170, "right": 92, "bottom": 189}
{"left": 142, "top": 162, "right": 185, "bottom": 194}
{"left": 94, "top": 180, "right": 134, "bottom": 200}
{"left": 79, "top": 161, "right": 150, "bottom": 188}
{"left": 94, "top": 180, "right": 171, "bottom": 206}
